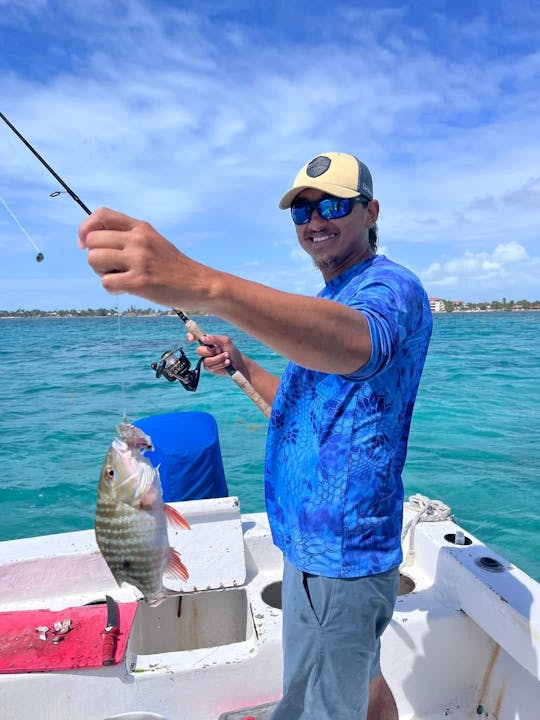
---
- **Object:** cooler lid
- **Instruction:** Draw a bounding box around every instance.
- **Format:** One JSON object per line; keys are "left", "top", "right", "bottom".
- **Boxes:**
{"left": 164, "top": 495, "right": 246, "bottom": 592}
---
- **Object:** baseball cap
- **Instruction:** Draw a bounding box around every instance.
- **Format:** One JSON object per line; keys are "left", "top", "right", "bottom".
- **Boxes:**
{"left": 279, "top": 152, "right": 374, "bottom": 209}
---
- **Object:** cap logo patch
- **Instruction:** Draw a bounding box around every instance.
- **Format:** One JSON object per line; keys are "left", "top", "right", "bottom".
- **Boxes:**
{"left": 306, "top": 155, "right": 331, "bottom": 178}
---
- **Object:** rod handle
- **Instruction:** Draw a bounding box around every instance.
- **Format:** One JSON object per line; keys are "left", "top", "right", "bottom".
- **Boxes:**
{"left": 174, "top": 310, "right": 271, "bottom": 419}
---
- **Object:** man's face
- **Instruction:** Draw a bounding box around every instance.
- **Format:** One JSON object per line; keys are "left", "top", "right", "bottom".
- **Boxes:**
{"left": 292, "top": 189, "right": 379, "bottom": 281}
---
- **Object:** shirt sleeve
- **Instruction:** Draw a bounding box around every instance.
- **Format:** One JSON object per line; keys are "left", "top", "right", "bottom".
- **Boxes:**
{"left": 344, "top": 271, "right": 417, "bottom": 381}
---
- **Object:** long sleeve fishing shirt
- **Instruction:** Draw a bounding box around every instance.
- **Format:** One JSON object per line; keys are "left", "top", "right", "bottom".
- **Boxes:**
{"left": 265, "top": 254, "right": 433, "bottom": 578}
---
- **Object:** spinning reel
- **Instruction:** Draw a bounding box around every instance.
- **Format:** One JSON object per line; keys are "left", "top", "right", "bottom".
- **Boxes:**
{"left": 151, "top": 347, "right": 203, "bottom": 392}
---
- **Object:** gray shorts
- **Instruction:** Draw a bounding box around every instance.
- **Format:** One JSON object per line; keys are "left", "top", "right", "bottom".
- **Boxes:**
{"left": 271, "top": 558, "right": 399, "bottom": 720}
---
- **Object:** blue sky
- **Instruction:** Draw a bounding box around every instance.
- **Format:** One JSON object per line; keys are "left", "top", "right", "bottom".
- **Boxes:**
{"left": 1, "top": 0, "right": 539, "bottom": 310}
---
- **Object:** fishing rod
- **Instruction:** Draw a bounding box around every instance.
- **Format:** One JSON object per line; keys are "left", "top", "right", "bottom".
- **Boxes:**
{"left": 0, "top": 111, "right": 91, "bottom": 215}
{"left": 0, "top": 111, "right": 271, "bottom": 419}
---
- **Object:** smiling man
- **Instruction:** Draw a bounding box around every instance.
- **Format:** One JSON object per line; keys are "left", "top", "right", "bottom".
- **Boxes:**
{"left": 79, "top": 151, "right": 433, "bottom": 720}
{"left": 282, "top": 154, "right": 379, "bottom": 280}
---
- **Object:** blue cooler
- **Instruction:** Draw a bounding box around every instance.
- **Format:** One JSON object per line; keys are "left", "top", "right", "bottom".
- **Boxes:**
{"left": 134, "top": 411, "right": 228, "bottom": 502}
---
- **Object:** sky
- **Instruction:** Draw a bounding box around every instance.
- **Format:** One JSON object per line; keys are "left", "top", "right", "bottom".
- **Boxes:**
{"left": 1, "top": 0, "right": 539, "bottom": 310}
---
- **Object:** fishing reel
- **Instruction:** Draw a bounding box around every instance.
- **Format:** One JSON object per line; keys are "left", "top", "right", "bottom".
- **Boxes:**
{"left": 151, "top": 347, "right": 203, "bottom": 392}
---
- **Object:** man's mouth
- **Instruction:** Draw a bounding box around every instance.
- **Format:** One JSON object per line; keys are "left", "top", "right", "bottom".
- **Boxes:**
{"left": 310, "top": 233, "right": 337, "bottom": 244}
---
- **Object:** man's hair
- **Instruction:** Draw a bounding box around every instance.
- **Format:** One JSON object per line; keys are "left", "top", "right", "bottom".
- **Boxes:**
{"left": 369, "top": 223, "right": 378, "bottom": 252}
{"left": 358, "top": 198, "right": 378, "bottom": 252}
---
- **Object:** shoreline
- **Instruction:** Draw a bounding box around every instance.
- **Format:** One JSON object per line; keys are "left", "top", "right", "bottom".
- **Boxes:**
{"left": 0, "top": 312, "right": 209, "bottom": 320}
{"left": 1, "top": 309, "right": 539, "bottom": 320}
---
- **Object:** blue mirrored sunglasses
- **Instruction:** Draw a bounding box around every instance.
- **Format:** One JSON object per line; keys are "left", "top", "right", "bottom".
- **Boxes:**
{"left": 290, "top": 196, "right": 369, "bottom": 225}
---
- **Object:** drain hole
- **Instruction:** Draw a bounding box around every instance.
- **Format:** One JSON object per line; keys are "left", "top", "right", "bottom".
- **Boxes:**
{"left": 445, "top": 532, "right": 472, "bottom": 546}
{"left": 475, "top": 556, "right": 505, "bottom": 573}
{"left": 262, "top": 581, "right": 282, "bottom": 609}
{"left": 398, "top": 573, "right": 415, "bottom": 595}
{"left": 262, "top": 574, "right": 415, "bottom": 606}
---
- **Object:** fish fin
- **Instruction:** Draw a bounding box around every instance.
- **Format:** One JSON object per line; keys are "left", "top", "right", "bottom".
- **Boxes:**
{"left": 165, "top": 547, "right": 189, "bottom": 581}
{"left": 163, "top": 503, "right": 191, "bottom": 530}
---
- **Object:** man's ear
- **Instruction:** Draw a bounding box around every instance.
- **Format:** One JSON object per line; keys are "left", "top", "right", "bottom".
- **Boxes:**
{"left": 367, "top": 199, "right": 380, "bottom": 226}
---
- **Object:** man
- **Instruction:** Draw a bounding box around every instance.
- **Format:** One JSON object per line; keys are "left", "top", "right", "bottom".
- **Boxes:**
{"left": 79, "top": 152, "right": 432, "bottom": 719}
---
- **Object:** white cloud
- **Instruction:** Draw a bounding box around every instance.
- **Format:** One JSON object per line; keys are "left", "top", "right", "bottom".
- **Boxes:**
{"left": 492, "top": 241, "right": 528, "bottom": 262}
{"left": 420, "top": 242, "right": 540, "bottom": 300}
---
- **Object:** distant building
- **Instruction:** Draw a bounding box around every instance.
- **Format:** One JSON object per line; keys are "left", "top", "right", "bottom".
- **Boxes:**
{"left": 429, "top": 297, "right": 446, "bottom": 313}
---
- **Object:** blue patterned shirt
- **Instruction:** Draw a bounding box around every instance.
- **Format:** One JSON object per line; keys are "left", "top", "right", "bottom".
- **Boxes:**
{"left": 264, "top": 255, "right": 432, "bottom": 577}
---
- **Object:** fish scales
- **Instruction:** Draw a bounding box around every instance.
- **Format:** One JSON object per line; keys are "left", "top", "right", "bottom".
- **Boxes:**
{"left": 97, "top": 502, "right": 167, "bottom": 588}
{"left": 95, "top": 423, "right": 190, "bottom": 606}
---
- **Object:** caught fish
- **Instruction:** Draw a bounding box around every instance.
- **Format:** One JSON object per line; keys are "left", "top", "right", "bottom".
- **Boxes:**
{"left": 95, "top": 422, "right": 190, "bottom": 606}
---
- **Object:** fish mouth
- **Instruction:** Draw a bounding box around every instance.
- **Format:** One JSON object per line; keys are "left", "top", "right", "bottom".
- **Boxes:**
{"left": 116, "top": 423, "right": 154, "bottom": 452}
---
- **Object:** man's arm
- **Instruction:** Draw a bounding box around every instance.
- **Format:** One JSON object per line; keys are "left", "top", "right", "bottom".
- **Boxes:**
{"left": 206, "top": 273, "right": 371, "bottom": 374}
{"left": 78, "top": 208, "right": 372, "bottom": 374}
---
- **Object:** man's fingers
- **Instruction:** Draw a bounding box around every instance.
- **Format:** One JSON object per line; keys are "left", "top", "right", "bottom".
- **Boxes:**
{"left": 85, "top": 230, "right": 130, "bottom": 251}
{"left": 203, "top": 355, "right": 231, "bottom": 375}
{"left": 100, "top": 268, "right": 139, "bottom": 295}
{"left": 200, "top": 334, "right": 228, "bottom": 346}
{"left": 78, "top": 207, "right": 141, "bottom": 248}
{"left": 87, "top": 248, "right": 128, "bottom": 276}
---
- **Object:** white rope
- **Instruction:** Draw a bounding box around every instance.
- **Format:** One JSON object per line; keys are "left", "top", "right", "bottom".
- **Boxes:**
{"left": 401, "top": 494, "right": 452, "bottom": 568}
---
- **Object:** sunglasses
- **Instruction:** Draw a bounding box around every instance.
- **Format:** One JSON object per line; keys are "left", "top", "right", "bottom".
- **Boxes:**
{"left": 290, "top": 196, "right": 369, "bottom": 225}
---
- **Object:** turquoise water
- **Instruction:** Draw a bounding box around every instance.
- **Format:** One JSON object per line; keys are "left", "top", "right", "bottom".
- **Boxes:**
{"left": 1, "top": 312, "right": 539, "bottom": 582}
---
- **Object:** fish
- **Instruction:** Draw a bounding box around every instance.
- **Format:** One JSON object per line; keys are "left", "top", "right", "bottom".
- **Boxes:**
{"left": 95, "top": 422, "right": 190, "bottom": 606}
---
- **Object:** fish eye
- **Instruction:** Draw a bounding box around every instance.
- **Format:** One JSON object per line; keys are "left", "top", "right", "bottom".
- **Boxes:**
{"left": 106, "top": 467, "right": 115, "bottom": 479}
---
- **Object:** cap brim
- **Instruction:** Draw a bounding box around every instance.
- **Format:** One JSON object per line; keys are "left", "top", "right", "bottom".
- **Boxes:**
{"left": 279, "top": 182, "right": 361, "bottom": 209}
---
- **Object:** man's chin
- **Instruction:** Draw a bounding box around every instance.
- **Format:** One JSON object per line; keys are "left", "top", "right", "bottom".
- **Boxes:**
{"left": 313, "top": 256, "right": 339, "bottom": 272}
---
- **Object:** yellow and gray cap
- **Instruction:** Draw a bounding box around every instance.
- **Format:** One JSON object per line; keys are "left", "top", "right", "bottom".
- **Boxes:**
{"left": 279, "top": 152, "right": 374, "bottom": 209}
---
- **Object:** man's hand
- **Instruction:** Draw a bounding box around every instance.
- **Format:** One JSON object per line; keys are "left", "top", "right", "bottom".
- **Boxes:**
{"left": 78, "top": 207, "right": 212, "bottom": 308}
{"left": 188, "top": 332, "right": 280, "bottom": 406}
{"left": 187, "top": 333, "right": 247, "bottom": 377}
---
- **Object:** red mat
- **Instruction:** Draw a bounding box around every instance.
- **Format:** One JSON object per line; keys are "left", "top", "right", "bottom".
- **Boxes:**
{"left": 0, "top": 601, "right": 139, "bottom": 673}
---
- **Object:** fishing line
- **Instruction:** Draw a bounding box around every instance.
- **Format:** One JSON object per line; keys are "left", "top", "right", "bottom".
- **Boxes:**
{"left": 0, "top": 194, "right": 44, "bottom": 262}
{"left": 114, "top": 299, "right": 129, "bottom": 422}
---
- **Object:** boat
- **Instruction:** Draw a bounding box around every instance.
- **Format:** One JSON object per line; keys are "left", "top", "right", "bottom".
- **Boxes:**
{"left": 1, "top": 416, "right": 539, "bottom": 719}
{"left": 2, "top": 496, "right": 539, "bottom": 720}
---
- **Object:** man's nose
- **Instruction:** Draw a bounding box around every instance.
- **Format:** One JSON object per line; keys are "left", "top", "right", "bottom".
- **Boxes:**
{"left": 307, "top": 207, "right": 327, "bottom": 228}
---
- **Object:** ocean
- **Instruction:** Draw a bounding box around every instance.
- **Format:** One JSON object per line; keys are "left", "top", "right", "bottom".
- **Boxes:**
{"left": 1, "top": 311, "right": 539, "bottom": 582}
